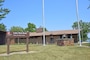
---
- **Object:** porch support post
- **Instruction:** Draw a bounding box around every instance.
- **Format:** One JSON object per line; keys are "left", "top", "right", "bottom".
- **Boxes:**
{"left": 26, "top": 37, "right": 29, "bottom": 52}
{"left": 7, "top": 38, "right": 10, "bottom": 54}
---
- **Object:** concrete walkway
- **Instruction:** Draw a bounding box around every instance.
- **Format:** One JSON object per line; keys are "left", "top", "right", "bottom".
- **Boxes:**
{"left": 0, "top": 51, "right": 37, "bottom": 56}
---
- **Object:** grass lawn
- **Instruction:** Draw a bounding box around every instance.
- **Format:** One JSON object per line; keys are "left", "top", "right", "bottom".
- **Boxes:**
{"left": 82, "top": 43, "right": 90, "bottom": 46}
{"left": 0, "top": 44, "right": 90, "bottom": 60}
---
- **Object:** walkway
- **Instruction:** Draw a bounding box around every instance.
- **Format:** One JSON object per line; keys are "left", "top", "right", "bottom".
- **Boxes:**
{"left": 0, "top": 51, "right": 37, "bottom": 56}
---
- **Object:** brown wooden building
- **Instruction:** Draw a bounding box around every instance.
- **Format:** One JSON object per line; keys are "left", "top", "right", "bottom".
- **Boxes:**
{"left": 5, "top": 28, "right": 79, "bottom": 45}
{"left": 29, "top": 29, "right": 79, "bottom": 44}
{"left": 0, "top": 31, "right": 6, "bottom": 45}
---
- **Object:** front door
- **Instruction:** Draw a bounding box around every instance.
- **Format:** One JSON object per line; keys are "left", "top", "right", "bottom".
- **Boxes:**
{"left": 50, "top": 38, "right": 54, "bottom": 44}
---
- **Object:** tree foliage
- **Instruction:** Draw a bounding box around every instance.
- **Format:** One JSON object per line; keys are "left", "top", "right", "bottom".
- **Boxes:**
{"left": 0, "top": 0, "right": 10, "bottom": 31}
{"left": 10, "top": 26, "right": 25, "bottom": 32}
{"left": 0, "top": 0, "right": 10, "bottom": 20}
{"left": 25, "top": 22, "right": 36, "bottom": 32}
{"left": 0, "top": 23, "right": 6, "bottom": 31}
{"left": 45, "top": 28, "right": 48, "bottom": 31}
{"left": 87, "top": 0, "right": 90, "bottom": 9}
{"left": 39, "top": 26, "right": 48, "bottom": 31}
{"left": 72, "top": 20, "right": 90, "bottom": 41}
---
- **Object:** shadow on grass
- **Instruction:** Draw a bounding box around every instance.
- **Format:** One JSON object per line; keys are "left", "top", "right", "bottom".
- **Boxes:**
{"left": 0, "top": 50, "right": 26, "bottom": 54}
{"left": 10, "top": 50, "right": 26, "bottom": 53}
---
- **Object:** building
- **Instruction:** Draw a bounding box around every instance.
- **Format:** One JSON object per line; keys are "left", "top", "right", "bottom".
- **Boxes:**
{"left": 29, "top": 28, "right": 79, "bottom": 44}
{"left": 5, "top": 28, "right": 79, "bottom": 45}
{"left": 0, "top": 31, "right": 6, "bottom": 45}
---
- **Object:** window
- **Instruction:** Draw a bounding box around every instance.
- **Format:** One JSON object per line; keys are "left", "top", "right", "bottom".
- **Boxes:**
{"left": 60, "top": 35, "right": 62, "bottom": 39}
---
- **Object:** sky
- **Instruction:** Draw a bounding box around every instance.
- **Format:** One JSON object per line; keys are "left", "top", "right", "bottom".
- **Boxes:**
{"left": 1, "top": 0, "right": 90, "bottom": 31}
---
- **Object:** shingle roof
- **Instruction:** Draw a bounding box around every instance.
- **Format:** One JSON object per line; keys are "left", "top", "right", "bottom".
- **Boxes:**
{"left": 30, "top": 30, "right": 78, "bottom": 36}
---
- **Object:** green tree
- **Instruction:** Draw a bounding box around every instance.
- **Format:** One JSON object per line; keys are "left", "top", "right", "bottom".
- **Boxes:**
{"left": 25, "top": 22, "right": 36, "bottom": 32}
{"left": 45, "top": 28, "right": 48, "bottom": 31}
{"left": 0, "top": 0, "right": 10, "bottom": 31}
{"left": 72, "top": 20, "right": 90, "bottom": 41}
{"left": 0, "top": 23, "right": 6, "bottom": 31}
{"left": 39, "top": 26, "right": 48, "bottom": 31}
{"left": 0, "top": 0, "right": 10, "bottom": 20}
{"left": 87, "top": 0, "right": 90, "bottom": 9}
{"left": 10, "top": 26, "right": 25, "bottom": 32}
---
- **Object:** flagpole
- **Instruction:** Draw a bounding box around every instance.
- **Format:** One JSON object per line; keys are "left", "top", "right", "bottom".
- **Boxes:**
{"left": 42, "top": 0, "right": 45, "bottom": 46}
{"left": 76, "top": 0, "right": 82, "bottom": 46}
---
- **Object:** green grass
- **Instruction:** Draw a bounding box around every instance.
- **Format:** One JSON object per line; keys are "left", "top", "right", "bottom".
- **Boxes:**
{"left": 82, "top": 43, "right": 90, "bottom": 46}
{"left": 0, "top": 44, "right": 90, "bottom": 60}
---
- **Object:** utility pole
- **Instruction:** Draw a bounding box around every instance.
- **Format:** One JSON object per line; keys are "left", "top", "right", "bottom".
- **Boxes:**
{"left": 76, "top": 0, "right": 82, "bottom": 46}
{"left": 42, "top": 0, "right": 45, "bottom": 46}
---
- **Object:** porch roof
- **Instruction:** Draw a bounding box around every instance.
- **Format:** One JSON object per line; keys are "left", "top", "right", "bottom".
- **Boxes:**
{"left": 30, "top": 30, "right": 79, "bottom": 36}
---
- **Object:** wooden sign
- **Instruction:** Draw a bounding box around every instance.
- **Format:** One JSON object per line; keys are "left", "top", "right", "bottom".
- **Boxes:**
{"left": 6, "top": 32, "right": 30, "bottom": 54}
{"left": 11, "top": 32, "right": 29, "bottom": 38}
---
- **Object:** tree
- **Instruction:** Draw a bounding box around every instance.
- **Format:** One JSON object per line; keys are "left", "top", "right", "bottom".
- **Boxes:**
{"left": 0, "top": 0, "right": 10, "bottom": 31}
{"left": 72, "top": 20, "right": 90, "bottom": 41}
{"left": 39, "top": 26, "right": 48, "bottom": 31}
{"left": 25, "top": 22, "right": 36, "bottom": 32}
{"left": 0, "top": 0, "right": 10, "bottom": 20}
{"left": 0, "top": 23, "right": 6, "bottom": 31}
{"left": 87, "top": 0, "right": 90, "bottom": 9}
{"left": 10, "top": 26, "right": 25, "bottom": 32}
{"left": 45, "top": 28, "right": 48, "bottom": 31}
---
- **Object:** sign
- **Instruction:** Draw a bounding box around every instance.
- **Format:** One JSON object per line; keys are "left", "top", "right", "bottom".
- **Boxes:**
{"left": 13, "top": 32, "right": 27, "bottom": 36}
{"left": 11, "top": 32, "right": 29, "bottom": 38}
{"left": 6, "top": 32, "right": 30, "bottom": 54}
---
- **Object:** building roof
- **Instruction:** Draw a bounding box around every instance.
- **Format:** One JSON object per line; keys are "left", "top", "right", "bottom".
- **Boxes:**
{"left": 30, "top": 30, "right": 79, "bottom": 36}
{"left": 0, "top": 31, "right": 6, "bottom": 33}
